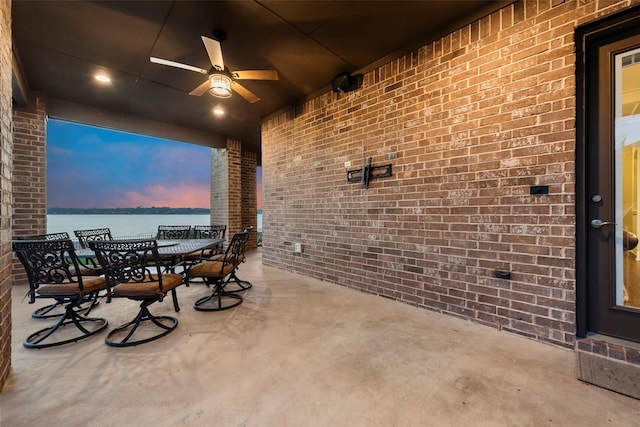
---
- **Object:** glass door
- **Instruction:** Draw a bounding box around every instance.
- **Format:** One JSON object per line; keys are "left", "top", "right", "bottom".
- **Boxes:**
{"left": 584, "top": 28, "right": 640, "bottom": 342}
{"left": 616, "top": 48, "right": 640, "bottom": 309}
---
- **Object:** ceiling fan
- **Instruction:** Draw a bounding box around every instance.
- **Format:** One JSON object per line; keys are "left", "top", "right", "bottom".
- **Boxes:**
{"left": 150, "top": 32, "right": 278, "bottom": 103}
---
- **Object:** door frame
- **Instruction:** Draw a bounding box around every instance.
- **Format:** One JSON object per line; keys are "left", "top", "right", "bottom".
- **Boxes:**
{"left": 576, "top": 5, "right": 640, "bottom": 339}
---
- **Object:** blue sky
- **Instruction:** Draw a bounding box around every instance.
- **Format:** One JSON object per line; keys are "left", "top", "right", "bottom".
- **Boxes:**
{"left": 47, "top": 119, "right": 211, "bottom": 208}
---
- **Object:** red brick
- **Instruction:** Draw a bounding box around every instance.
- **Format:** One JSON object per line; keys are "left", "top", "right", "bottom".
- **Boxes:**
{"left": 261, "top": 0, "right": 637, "bottom": 352}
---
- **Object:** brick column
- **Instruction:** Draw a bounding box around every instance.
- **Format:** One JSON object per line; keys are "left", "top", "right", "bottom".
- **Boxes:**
{"left": 210, "top": 147, "right": 229, "bottom": 226}
{"left": 12, "top": 97, "right": 48, "bottom": 286}
{"left": 210, "top": 139, "right": 257, "bottom": 248}
{"left": 226, "top": 139, "right": 243, "bottom": 235}
{"left": 6, "top": 88, "right": 47, "bottom": 393}
{"left": 242, "top": 150, "right": 257, "bottom": 249}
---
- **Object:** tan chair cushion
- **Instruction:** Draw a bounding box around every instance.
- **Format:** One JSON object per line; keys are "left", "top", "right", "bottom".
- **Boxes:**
{"left": 37, "top": 276, "right": 107, "bottom": 297}
{"left": 188, "top": 260, "right": 235, "bottom": 279}
{"left": 111, "top": 274, "right": 183, "bottom": 298}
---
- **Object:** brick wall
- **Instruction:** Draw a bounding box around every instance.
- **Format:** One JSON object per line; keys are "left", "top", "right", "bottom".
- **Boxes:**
{"left": 12, "top": 97, "right": 48, "bottom": 286}
{"left": 0, "top": 0, "right": 11, "bottom": 391}
{"left": 262, "top": 0, "right": 638, "bottom": 348}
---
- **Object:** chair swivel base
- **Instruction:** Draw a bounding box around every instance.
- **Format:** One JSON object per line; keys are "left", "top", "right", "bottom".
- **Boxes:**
{"left": 223, "top": 272, "right": 252, "bottom": 293}
{"left": 24, "top": 305, "right": 108, "bottom": 349}
{"left": 194, "top": 288, "right": 243, "bottom": 311}
{"left": 106, "top": 303, "right": 178, "bottom": 347}
{"left": 32, "top": 301, "right": 67, "bottom": 319}
{"left": 32, "top": 294, "right": 100, "bottom": 319}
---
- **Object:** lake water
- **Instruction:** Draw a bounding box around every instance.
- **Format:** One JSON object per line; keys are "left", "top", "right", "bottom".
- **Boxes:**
{"left": 48, "top": 215, "right": 211, "bottom": 238}
{"left": 47, "top": 214, "right": 263, "bottom": 239}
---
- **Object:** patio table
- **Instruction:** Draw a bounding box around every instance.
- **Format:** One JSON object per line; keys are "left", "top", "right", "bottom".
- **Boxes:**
{"left": 76, "top": 238, "right": 225, "bottom": 277}
{"left": 75, "top": 238, "right": 224, "bottom": 259}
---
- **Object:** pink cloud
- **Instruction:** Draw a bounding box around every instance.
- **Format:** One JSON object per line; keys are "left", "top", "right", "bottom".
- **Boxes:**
{"left": 121, "top": 183, "right": 211, "bottom": 208}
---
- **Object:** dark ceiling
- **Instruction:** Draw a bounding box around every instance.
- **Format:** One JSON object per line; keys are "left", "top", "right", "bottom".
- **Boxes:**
{"left": 12, "top": 1, "right": 508, "bottom": 160}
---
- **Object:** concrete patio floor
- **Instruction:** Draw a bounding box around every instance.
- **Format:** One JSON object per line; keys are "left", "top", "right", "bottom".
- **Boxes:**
{"left": 2, "top": 249, "right": 639, "bottom": 426}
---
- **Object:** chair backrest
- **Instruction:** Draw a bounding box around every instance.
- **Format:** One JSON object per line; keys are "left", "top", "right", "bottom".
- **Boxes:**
{"left": 221, "top": 231, "right": 249, "bottom": 269}
{"left": 240, "top": 226, "right": 253, "bottom": 261}
{"left": 88, "top": 239, "right": 168, "bottom": 293}
{"left": 193, "top": 225, "right": 226, "bottom": 240}
{"left": 15, "top": 232, "right": 70, "bottom": 240}
{"left": 12, "top": 238, "right": 86, "bottom": 302}
{"left": 156, "top": 225, "right": 191, "bottom": 240}
{"left": 74, "top": 228, "right": 113, "bottom": 248}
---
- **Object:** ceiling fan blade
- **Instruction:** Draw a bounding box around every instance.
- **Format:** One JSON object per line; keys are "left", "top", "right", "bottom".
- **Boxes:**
{"left": 201, "top": 36, "right": 224, "bottom": 70}
{"left": 232, "top": 82, "right": 260, "bottom": 103}
{"left": 150, "top": 57, "right": 208, "bottom": 74}
{"left": 232, "top": 70, "right": 279, "bottom": 81}
{"left": 189, "top": 80, "right": 210, "bottom": 96}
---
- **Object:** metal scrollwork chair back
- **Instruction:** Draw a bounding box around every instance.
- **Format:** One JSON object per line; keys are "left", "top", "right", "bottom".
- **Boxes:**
{"left": 156, "top": 225, "right": 192, "bottom": 240}
{"left": 74, "top": 227, "right": 113, "bottom": 248}
{"left": 193, "top": 224, "right": 226, "bottom": 240}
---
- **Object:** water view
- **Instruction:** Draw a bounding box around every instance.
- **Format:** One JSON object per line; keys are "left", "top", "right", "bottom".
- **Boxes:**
{"left": 47, "top": 214, "right": 211, "bottom": 238}
{"left": 47, "top": 213, "right": 263, "bottom": 239}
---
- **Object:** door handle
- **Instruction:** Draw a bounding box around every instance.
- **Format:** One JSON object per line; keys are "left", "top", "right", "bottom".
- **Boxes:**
{"left": 590, "top": 218, "right": 615, "bottom": 229}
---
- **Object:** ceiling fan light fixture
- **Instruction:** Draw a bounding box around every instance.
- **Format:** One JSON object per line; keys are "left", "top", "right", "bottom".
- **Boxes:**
{"left": 208, "top": 74, "right": 232, "bottom": 98}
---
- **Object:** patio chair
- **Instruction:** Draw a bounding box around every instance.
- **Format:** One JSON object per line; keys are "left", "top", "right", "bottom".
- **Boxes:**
{"left": 12, "top": 238, "right": 109, "bottom": 349}
{"left": 181, "top": 225, "right": 227, "bottom": 272}
{"left": 193, "top": 227, "right": 252, "bottom": 292}
{"left": 15, "top": 232, "right": 101, "bottom": 319}
{"left": 219, "top": 226, "right": 253, "bottom": 293}
{"left": 88, "top": 239, "right": 183, "bottom": 347}
{"left": 193, "top": 224, "right": 226, "bottom": 255}
{"left": 73, "top": 228, "right": 113, "bottom": 272}
{"left": 15, "top": 231, "right": 71, "bottom": 240}
{"left": 155, "top": 225, "right": 192, "bottom": 273}
{"left": 156, "top": 225, "right": 191, "bottom": 240}
{"left": 74, "top": 227, "right": 113, "bottom": 248}
{"left": 186, "top": 231, "right": 249, "bottom": 311}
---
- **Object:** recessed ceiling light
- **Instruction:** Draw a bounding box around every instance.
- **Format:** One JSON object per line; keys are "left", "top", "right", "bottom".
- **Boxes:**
{"left": 94, "top": 74, "right": 111, "bottom": 83}
{"left": 213, "top": 107, "right": 224, "bottom": 116}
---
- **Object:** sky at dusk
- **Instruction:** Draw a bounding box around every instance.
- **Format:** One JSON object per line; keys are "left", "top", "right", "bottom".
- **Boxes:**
{"left": 47, "top": 119, "right": 212, "bottom": 209}
{"left": 257, "top": 166, "right": 262, "bottom": 210}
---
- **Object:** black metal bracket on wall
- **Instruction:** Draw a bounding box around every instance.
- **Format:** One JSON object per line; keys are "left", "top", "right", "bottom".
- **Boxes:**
{"left": 347, "top": 157, "right": 392, "bottom": 188}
